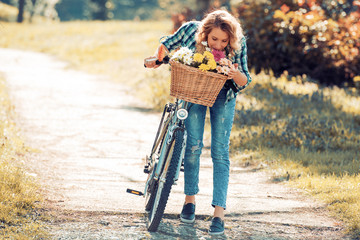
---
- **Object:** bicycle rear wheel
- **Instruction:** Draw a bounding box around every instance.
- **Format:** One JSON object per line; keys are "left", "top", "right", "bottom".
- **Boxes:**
{"left": 147, "top": 128, "right": 185, "bottom": 232}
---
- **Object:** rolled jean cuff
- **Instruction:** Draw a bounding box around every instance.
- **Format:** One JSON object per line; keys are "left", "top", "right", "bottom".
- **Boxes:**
{"left": 211, "top": 201, "right": 226, "bottom": 210}
{"left": 184, "top": 189, "right": 199, "bottom": 196}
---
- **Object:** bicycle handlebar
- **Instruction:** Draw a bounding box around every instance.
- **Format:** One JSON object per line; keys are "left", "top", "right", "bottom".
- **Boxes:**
{"left": 144, "top": 56, "right": 238, "bottom": 93}
{"left": 144, "top": 56, "right": 170, "bottom": 68}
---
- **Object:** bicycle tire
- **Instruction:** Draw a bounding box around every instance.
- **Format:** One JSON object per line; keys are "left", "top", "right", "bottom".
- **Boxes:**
{"left": 145, "top": 165, "right": 157, "bottom": 212}
{"left": 147, "top": 128, "right": 185, "bottom": 232}
{"left": 145, "top": 106, "right": 170, "bottom": 211}
{"left": 145, "top": 183, "right": 156, "bottom": 212}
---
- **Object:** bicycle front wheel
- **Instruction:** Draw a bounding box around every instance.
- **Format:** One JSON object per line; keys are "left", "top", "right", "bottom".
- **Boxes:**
{"left": 147, "top": 128, "right": 185, "bottom": 232}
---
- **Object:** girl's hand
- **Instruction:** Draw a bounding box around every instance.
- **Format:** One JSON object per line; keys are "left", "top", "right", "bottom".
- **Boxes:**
{"left": 144, "top": 44, "right": 168, "bottom": 69}
{"left": 228, "top": 63, "right": 248, "bottom": 87}
{"left": 144, "top": 56, "right": 160, "bottom": 68}
{"left": 227, "top": 63, "right": 240, "bottom": 80}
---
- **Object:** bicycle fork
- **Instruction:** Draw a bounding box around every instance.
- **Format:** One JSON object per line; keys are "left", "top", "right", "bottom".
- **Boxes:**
{"left": 126, "top": 127, "right": 186, "bottom": 197}
{"left": 126, "top": 101, "right": 189, "bottom": 197}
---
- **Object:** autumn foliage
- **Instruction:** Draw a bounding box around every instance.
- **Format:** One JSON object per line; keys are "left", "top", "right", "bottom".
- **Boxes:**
{"left": 234, "top": 0, "right": 360, "bottom": 86}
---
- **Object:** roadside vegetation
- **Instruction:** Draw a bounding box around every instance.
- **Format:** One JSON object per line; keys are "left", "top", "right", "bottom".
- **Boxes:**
{"left": 0, "top": 74, "right": 48, "bottom": 239}
{"left": 0, "top": 20, "right": 359, "bottom": 237}
{"left": 232, "top": 71, "right": 360, "bottom": 234}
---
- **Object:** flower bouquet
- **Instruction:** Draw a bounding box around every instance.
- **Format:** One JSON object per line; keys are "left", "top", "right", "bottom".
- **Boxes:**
{"left": 169, "top": 43, "right": 234, "bottom": 107}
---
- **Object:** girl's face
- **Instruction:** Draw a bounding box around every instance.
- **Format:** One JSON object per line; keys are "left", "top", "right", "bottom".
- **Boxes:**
{"left": 207, "top": 27, "right": 229, "bottom": 51}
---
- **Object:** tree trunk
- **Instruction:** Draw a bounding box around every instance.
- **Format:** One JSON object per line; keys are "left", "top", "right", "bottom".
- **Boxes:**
{"left": 29, "top": 0, "right": 37, "bottom": 23}
{"left": 17, "top": 0, "right": 25, "bottom": 23}
{"left": 196, "top": 0, "right": 211, "bottom": 20}
{"left": 89, "top": 0, "right": 108, "bottom": 20}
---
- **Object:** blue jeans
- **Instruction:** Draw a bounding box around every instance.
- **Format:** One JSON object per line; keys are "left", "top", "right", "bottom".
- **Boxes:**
{"left": 183, "top": 88, "right": 236, "bottom": 209}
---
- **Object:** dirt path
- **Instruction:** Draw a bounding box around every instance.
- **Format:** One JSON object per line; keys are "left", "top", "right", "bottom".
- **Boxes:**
{"left": 0, "top": 48, "right": 349, "bottom": 239}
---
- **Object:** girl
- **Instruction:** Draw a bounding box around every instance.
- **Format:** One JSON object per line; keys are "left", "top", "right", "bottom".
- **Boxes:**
{"left": 144, "top": 9, "right": 252, "bottom": 235}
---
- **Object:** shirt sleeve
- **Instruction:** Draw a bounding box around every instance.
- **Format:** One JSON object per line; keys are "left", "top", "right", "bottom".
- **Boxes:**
{"left": 233, "top": 37, "right": 252, "bottom": 91}
{"left": 160, "top": 21, "right": 199, "bottom": 52}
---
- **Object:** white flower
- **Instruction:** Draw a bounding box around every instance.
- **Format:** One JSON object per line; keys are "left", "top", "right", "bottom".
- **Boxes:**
{"left": 219, "top": 58, "right": 231, "bottom": 66}
{"left": 222, "top": 66, "right": 230, "bottom": 75}
{"left": 201, "top": 41, "right": 211, "bottom": 51}
{"left": 183, "top": 55, "right": 193, "bottom": 65}
{"left": 171, "top": 47, "right": 194, "bottom": 64}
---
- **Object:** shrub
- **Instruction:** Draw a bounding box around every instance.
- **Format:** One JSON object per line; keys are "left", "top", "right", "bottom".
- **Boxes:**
{"left": 233, "top": 0, "right": 360, "bottom": 86}
{"left": 0, "top": 74, "right": 48, "bottom": 239}
{"left": 0, "top": 2, "right": 18, "bottom": 22}
{"left": 232, "top": 71, "right": 360, "bottom": 175}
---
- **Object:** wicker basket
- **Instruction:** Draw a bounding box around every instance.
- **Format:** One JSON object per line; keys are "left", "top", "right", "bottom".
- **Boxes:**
{"left": 170, "top": 60, "right": 227, "bottom": 107}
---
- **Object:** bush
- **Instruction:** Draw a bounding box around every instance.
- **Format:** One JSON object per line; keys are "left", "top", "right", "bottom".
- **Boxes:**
{"left": 233, "top": 0, "right": 360, "bottom": 86}
{"left": 0, "top": 74, "right": 48, "bottom": 239}
{"left": 0, "top": 2, "right": 18, "bottom": 22}
{"left": 231, "top": 70, "right": 360, "bottom": 176}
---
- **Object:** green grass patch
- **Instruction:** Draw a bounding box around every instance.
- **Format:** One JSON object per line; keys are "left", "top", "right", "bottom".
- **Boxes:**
{"left": 231, "top": 71, "right": 360, "bottom": 236}
{"left": 0, "top": 20, "right": 171, "bottom": 90}
{"left": 294, "top": 174, "right": 360, "bottom": 233}
{"left": 0, "top": 74, "right": 48, "bottom": 239}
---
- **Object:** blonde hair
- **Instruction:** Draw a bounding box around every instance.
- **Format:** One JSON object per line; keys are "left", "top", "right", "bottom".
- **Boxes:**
{"left": 196, "top": 10, "right": 244, "bottom": 55}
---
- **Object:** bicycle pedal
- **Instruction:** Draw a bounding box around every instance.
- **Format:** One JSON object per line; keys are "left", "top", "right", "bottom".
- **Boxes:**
{"left": 126, "top": 188, "right": 144, "bottom": 196}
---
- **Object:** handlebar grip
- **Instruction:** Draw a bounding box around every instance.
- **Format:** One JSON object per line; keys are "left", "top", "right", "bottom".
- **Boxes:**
{"left": 144, "top": 56, "right": 170, "bottom": 68}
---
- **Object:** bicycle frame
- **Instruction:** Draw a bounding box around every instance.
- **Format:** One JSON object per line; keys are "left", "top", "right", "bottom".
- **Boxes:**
{"left": 124, "top": 57, "right": 199, "bottom": 231}
{"left": 144, "top": 99, "right": 189, "bottom": 196}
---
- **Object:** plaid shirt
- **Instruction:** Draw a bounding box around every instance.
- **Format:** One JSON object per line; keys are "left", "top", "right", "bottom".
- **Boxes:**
{"left": 161, "top": 21, "right": 252, "bottom": 101}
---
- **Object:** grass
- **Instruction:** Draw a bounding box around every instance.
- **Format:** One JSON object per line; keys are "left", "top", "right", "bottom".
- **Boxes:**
{"left": 0, "top": 2, "right": 18, "bottom": 22}
{"left": 231, "top": 71, "right": 360, "bottom": 235}
{"left": 0, "top": 20, "right": 171, "bottom": 91}
{"left": 0, "top": 20, "right": 359, "bottom": 237}
{"left": 0, "top": 74, "right": 48, "bottom": 239}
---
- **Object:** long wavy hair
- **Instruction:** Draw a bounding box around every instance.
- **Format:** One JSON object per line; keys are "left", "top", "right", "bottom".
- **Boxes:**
{"left": 196, "top": 10, "right": 244, "bottom": 56}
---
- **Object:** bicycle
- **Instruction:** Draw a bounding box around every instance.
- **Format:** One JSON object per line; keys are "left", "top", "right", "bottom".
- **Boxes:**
{"left": 127, "top": 56, "right": 237, "bottom": 232}
{"left": 127, "top": 56, "right": 190, "bottom": 232}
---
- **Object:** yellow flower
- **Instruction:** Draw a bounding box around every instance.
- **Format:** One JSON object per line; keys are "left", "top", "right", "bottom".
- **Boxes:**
{"left": 273, "top": 10, "right": 285, "bottom": 19}
{"left": 354, "top": 76, "right": 360, "bottom": 82}
{"left": 208, "top": 59, "right": 217, "bottom": 70}
{"left": 193, "top": 53, "right": 204, "bottom": 63}
{"left": 203, "top": 51, "right": 214, "bottom": 60}
{"left": 199, "top": 64, "right": 211, "bottom": 72}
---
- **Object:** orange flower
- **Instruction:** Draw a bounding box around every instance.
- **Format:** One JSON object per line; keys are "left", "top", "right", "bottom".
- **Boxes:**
{"left": 298, "top": 0, "right": 305, "bottom": 6}
{"left": 280, "top": 4, "right": 290, "bottom": 14}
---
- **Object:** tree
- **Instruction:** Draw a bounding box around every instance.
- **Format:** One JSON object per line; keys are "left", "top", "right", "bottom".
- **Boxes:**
{"left": 196, "top": 0, "right": 210, "bottom": 19}
{"left": 196, "top": 0, "right": 231, "bottom": 19}
{"left": 13, "top": 0, "right": 59, "bottom": 23}
{"left": 29, "top": 0, "right": 37, "bottom": 22}
{"left": 17, "top": 0, "right": 25, "bottom": 22}
{"left": 87, "top": 0, "right": 113, "bottom": 20}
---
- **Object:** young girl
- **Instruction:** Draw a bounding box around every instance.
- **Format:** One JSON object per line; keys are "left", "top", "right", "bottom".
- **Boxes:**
{"left": 144, "top": 9, "right": 252, "bottom": 235}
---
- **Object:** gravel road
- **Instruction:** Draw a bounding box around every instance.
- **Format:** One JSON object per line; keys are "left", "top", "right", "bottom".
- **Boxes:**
{"left": 0, "top": 48, "right": 350, "bottom": 239}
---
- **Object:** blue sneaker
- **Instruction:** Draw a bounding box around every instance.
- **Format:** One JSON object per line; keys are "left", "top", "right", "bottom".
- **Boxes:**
{"left": 208, "top": 217, "right": 225, "bottom": 235}
{"left": 180, "top": 203, "right": 195, "bottom": 223}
